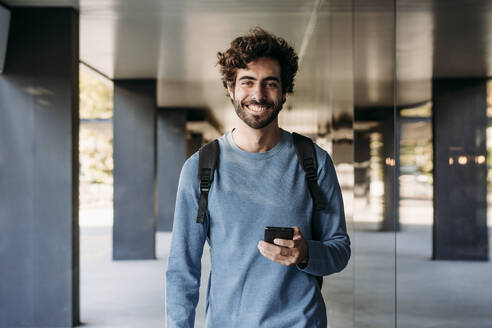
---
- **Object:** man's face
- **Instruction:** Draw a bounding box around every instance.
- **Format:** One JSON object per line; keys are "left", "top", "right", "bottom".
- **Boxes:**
{"left": 228, "top": 57, "right": 285, "bottom": 130}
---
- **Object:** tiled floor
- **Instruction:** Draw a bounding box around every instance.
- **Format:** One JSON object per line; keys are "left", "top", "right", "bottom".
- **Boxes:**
{"left": 79, "top": 222, "right": 492, "bottom": 328}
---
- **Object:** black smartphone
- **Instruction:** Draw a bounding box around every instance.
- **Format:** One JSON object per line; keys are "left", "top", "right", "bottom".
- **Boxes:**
{"left": 264, "top": 226, "right": 294, "bottom": 244}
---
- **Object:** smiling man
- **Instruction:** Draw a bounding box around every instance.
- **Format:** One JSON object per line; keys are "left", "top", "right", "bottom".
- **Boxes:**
{"left": 165, "top": 28, "right": 351, "bottom": 328}
{"left": 230, "top": 56, "right": 283, "bottom": 129}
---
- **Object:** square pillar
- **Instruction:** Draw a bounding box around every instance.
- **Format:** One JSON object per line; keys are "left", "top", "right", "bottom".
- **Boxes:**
{"left": 157, "top": 109, "right": 186, "bottom": 232}
{"left": 432, "top": 78, "right": 488, "bottom": 260}
{"left": 113, "top": 79, "right": 156, "bottom": 260}
{"left": 0, "top": 8, "right": 79, "bottom": 327}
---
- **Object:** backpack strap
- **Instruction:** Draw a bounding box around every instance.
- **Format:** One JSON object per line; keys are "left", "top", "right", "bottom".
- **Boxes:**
{"left": 292, "top": 133, "right": 326, "bottom": 211}
{"left": 292, "top": 133, "right": 325, "bottom": 290}
{"left": 196, "top": 140, "right": 219, "bottom": 224}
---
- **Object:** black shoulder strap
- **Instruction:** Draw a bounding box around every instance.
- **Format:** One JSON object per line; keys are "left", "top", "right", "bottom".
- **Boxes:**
{"left": 292, "top": 133, "right": 325, "bottom": 290}
{"left": 196, "top": 140, "right": 219, "bottom": 224}
{"left": 292, "top": 133, "right": 326, "bottom": 211}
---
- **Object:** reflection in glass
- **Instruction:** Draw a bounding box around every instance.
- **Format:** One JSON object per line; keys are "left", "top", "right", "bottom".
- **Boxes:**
{"left": 353, "top": 0, "right": 397, "bottom": 325}
{"left": 396, "top": 4, "right": 492, "bottom": 323}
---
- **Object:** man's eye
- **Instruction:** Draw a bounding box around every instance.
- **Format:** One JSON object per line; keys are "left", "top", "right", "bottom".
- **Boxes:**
{"left": 266, "top": 82, "right": 279, "bottom": 88}
{"left": 241, "top": 81, "right": 253, "bottom": 86}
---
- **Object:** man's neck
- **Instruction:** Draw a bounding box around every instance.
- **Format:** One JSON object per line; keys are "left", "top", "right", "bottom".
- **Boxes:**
{"left": 232, "top": 122, "right": 282, "bottom": 153}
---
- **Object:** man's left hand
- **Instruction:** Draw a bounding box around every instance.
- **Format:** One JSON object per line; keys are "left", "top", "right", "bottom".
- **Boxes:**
{"left": 257, "top": 226, "right": 308, "bottom": 266}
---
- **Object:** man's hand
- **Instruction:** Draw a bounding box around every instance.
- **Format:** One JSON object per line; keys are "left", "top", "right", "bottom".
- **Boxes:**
{"left": 257, "top": 226, "right": 309, "bottom": 266}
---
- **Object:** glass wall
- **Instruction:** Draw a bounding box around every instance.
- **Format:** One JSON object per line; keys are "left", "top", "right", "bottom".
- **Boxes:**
{"left": 312, "top": 2, "right": 355, "bottom": 327}
{"left": 395, "top": 1, "right": 492, "bottom": 327}
{"left": 350, "top": 1, "right": 492, "bottom": 327}
{"left": 352, "top": 0, "right": 397, "bottom": 327}
{"left": 75, "top": 1, "right": 492, "bottom": 327}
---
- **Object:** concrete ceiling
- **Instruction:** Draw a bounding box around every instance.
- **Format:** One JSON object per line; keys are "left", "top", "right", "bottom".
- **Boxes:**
{"left": 4, "top": 0, "right": 492, "bottom": 130}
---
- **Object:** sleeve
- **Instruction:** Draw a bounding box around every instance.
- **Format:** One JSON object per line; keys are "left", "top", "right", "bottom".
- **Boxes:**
{"left": 297, "top": 149, "right": 351, "bottom": 277}
{"left": 165, "top": 154, "right": 208, "bottom": 328}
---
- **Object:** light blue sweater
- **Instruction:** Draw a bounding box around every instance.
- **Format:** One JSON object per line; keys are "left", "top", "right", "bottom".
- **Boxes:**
{"left": 165, "top": 129, "right": 350, "bottom": 328}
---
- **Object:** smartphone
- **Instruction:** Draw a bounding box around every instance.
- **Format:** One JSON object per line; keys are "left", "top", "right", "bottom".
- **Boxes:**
{"left": 264, "top": 226, "right": 294, "bottom": 244}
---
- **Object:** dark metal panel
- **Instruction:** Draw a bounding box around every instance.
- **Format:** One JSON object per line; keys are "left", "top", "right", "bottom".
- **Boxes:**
{"left": 113, "top": 79, "right": 156, "bottom": 260}
{"left": 432, "top": 78, "right": 488, "bottom": 260}
{"left": 0, "top": 7, "right": 79, "bottom": 327}
{"left": 157, "top": 109, "right": 186, "bottom": 232}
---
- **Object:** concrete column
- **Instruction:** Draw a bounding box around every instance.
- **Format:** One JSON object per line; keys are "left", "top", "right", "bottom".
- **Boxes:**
{"left": 381, "top": 111, "right": 401, "bottom": 232}
{"left": 0, "top": 8, "right": 79, "bottom": 327}
{"left": 113, "top": 79, "right": 156, "bottom": 260}
{"left": 432, "top": 79, "right": 488, "bottom": 260}
{"left": 157, "top": 109, "right": 186, "bottom": 232}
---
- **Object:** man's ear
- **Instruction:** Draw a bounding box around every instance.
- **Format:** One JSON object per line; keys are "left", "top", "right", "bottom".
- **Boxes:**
{"left": 281, "top": 93, "right": 287, "bottom": 105}
{"left": 227, "top": 84, "right": 234, "bottom": 99}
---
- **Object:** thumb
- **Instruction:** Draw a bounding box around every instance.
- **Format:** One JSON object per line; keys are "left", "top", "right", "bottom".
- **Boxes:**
{"left": 292, "top": 226, "right": 303, "bottom": 239}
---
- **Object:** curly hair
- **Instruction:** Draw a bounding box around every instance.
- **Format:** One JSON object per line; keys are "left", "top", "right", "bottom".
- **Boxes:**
{"left": 217, "top": 27, "right": 299, "bottom": 94}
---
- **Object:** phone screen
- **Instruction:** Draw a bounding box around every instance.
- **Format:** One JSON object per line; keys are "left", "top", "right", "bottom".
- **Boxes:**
{"left": 264, "top": 226, "right": 294, "bottom": 244}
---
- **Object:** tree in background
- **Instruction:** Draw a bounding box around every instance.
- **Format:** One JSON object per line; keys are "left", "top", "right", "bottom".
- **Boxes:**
{"left": 79, "top": 65, "right": 114, "bottom": 208}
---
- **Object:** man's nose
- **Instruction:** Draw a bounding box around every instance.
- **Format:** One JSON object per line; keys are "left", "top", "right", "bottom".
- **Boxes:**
{"left": 251, "top": 84, "right": 266, "bottom": 102}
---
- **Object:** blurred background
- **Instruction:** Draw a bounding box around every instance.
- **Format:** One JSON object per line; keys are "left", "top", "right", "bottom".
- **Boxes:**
{"left": 1, "top": 0, "right": 491, "bottom": 327}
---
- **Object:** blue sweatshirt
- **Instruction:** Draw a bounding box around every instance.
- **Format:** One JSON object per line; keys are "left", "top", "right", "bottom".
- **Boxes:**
{"left": 165, "top": 129, "right": 350, "bottom": 328}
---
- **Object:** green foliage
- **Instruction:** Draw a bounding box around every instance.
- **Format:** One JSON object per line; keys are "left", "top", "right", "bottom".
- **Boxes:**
{"left": 80, "top": 66, "right": 113, "bottom": 119}
{"left": 79, "top": 127, "right": 113, "bottom": 184}
{"left": 79, "top": 64, "right": 114, "bottom": 194}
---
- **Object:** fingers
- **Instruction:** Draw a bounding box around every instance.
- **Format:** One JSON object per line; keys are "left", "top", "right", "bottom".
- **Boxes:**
{"left": 257, "top": 227, "right": 307, "bottom": 266}
{"left": 257, "top": 240, "right": 299, "bottom": 266}
{"left": 259, "top": 241, "right": 292, "bottom": 255}
{"left": 273, "top": 238, "right": 296, "bottom": 248}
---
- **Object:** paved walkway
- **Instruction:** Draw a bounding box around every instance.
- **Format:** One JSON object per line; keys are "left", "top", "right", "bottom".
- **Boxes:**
{"left": 79, "top": 225, "right": 349, "bottom": 328}
{"left": 79, "top": 221, "right": 492, "bottom": 327}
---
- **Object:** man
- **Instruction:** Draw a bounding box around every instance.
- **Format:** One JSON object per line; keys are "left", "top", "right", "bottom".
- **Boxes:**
{"left": 166, "top": 27, "right": 350, "bottom": 328}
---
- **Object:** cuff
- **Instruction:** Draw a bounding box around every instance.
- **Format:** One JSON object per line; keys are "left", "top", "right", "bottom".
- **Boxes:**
{"left": 296, "top": 239, "right": 321, "bottom": 276}
{"left": 295, "top": 240, "right": 311, "bottom": 271}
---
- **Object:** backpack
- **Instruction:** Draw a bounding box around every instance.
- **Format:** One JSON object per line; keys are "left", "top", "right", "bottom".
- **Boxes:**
{"left": 195, "top": 132, "right": 326, "bottom": 289}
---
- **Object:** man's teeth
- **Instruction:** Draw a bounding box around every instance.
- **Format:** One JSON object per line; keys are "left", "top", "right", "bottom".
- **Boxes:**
{"left": 248, "top": 105, "right": 268, "bottom": 112}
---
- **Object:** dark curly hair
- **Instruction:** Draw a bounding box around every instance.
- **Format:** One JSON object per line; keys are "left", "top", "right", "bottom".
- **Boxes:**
{"left": 217, "top": 27, "right": 299, "bottom": 94}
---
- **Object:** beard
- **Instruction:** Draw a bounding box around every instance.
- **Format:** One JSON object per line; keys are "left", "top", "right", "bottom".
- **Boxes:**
{"left": 232, "top": 97, "right": 283, "bottom": 130}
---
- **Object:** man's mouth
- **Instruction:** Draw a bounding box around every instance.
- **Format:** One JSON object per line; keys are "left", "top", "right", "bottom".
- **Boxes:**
{"left": 244, "top": 103, "right": 271, "bottom": 114}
